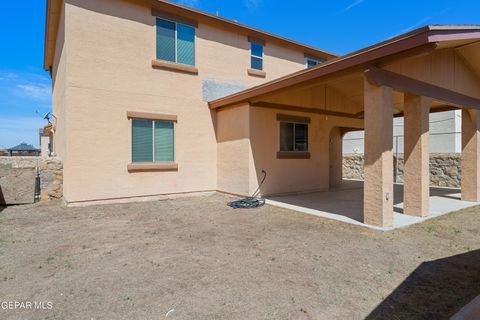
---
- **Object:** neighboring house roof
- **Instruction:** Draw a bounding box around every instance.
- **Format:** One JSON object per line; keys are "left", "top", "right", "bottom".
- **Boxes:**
{"left": 43, "top": 0, "right": 337, "bottom": 71}
{"left": 209, "top": 25, "right": 480, "bottom": 109}
{"left": 8, "top": 143, "right": 40, "bottom": 152}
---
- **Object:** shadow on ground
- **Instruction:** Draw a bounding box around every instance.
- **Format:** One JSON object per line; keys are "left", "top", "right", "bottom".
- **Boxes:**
{"left": 0, "top": 186, "right": 5, "bottom": 210}
{"left": 366, "top": 249, "right": 480, "bottom": 319}
{"left": 0, "top": 185, "right": 7, "bottom": 212}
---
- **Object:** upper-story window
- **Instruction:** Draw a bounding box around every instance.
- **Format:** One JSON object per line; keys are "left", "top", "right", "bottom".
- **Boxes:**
{"left": 250, "top": 42, "right": 264, "bottom": 71}
{"left": 305, "top": 56, "right": 325, "bottom": 69}
{"left": 156, "top": 18, "right": 195, "bottom": 66}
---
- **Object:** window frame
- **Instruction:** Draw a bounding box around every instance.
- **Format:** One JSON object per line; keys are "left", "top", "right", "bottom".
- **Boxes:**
{"left": 131, "top": 118, "right": 176, "bottom": 164}
{"left": 250, "top": 42, "right": 264, "bottom": 71}
{"left": 156, "top": 17, "right": 196, "bottom": 67}
{"left": 279, "top": 121, "right": 309, "bottom": 152}
{"left": 304, "top": 56, "right": 325, "bottom": 69}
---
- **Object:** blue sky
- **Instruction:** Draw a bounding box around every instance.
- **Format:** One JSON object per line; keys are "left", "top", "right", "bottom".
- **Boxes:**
{"left": 0, "top": 0, "right": 479, "bottom": 149}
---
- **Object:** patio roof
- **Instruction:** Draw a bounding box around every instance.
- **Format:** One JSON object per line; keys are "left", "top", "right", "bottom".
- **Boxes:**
{"left": 214, "top": 25, "right": 480, "bottom": 228}
{"left": 209, "top": 25, "right": 480, "bottom": 110}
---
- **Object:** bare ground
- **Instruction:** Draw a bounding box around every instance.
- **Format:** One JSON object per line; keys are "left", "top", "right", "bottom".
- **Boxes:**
{"left": 0, "top": 194, "right": 479, "bottom": 320}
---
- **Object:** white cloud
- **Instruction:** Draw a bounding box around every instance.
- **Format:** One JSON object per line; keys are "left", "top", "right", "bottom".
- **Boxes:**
{"left": 0, "top": 70, "right": 52, "bottom": 104}
{"left": 388, "top": 16, "right": 432, "bottom": 39}
{"left": 0, "top": 117, "right": 45, "bottom": 131}
{"left": 16, "top": 83, "right": 51, "bottom": 102}
{"left": 0, "top": 69, "right": 52, "bottom": 148}
{"left": 344, "top": 0, "right": 365, "bottom": 11}
{"left": 0, "top": 72, "right": 18, "bottom": 81}
{"left": 0, "top": 117, "right": 46, "bottom": 149}
{"left": 390, "top": 8, "right": 450, "bottom": 39}
{"left": 243, "top": 0, "right": 262, "bottom": 10}
{"left": 177, "top": 0, "right": 200, "bottom": 8}
{"left": 0, "top": 70, "right": 50, "bottom": 84}
{"left": 399, "top": 16, "right": 432, "bottom": 34}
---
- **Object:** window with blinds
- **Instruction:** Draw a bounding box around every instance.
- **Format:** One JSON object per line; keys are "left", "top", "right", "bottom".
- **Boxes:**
{"left": 156, "top": 18, "right": 195, "bottom": 66}
{"left": 132, "top": 119, "right": 174, "bottom": 163}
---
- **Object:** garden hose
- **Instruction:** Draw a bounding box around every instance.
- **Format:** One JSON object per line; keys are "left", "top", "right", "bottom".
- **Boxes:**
{"left": 228, "top": 170, "right": 267, "bottom": 209}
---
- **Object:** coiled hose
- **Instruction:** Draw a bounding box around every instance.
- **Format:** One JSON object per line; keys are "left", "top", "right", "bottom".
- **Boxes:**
{"left": 228, "top": 170, "right": 267, "bottom": 209}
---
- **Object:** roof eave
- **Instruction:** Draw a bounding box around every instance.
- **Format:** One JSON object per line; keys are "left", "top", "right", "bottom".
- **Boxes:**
{"left": 43, "top": 0, "right": 62, "bottom": 72}
{"left": 208, "top": 26, "right": 480, "bottom": 110}
{"left": 43, "top": 0, "right": 52, "bottom": 71}
{"left": 428, "top": 28, "right": 480, "bottom": 42}
{"left": 208, "top": 28, "right": 431, "bottom": 109}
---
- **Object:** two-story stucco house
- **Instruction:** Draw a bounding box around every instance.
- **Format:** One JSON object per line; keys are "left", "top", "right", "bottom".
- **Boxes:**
{"left": 44, "top": 0, "right": 335, "bottom": 203}
{"left": 44, "top": 0, "right": 480, "bottom": 228}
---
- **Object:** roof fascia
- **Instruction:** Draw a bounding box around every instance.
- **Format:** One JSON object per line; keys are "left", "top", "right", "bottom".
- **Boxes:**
{"left": 43, "top": 0, "right": 62, "bottom": 71}
{"left": 209, "top": 29, "right": 432, "bottom": 109}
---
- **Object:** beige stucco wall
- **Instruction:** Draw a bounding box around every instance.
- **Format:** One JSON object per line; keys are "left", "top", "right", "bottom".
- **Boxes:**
{"left": 216, "top": 104, "right": 364, "bottom": 197}
{"left": 51, "top": 2, "right": 67, "bottom": 161}
{"left": 217, "top": 104, "right": 252, "bottom": 196}
{"left": 249, "top": 107, "right": 363, "bottom": 196}
{"left": 55, "top": 0, "right": 311, "bottom": 203}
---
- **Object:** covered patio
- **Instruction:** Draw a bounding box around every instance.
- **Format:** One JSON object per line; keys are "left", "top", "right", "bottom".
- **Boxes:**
{"left": 211, "top": 26, "right": 480, "bottom": 229}
{"left": 266, "top": 180, "right": 479, "bottom": 230}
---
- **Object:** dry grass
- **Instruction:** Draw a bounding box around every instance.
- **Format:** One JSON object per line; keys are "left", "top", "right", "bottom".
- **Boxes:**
{"left": 0, "top": 194, "right": 479, "bottom": 320}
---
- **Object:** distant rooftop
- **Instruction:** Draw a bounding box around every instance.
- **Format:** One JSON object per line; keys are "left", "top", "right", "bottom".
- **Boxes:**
{"left": 8, "top": 143, "right": 40, "bottom": 152}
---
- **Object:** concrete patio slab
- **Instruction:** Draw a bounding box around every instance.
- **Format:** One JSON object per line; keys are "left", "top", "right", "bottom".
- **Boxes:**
{"left": 266, "top": 180, "right": 480, "bottom": 231}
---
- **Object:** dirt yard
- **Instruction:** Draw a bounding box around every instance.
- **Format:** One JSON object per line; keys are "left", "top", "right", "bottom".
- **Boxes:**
{"left": 0, "top": 194, "right": 479, "bottom": 320}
